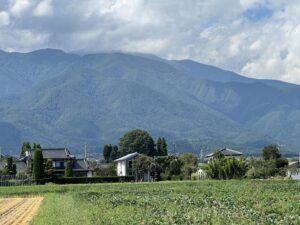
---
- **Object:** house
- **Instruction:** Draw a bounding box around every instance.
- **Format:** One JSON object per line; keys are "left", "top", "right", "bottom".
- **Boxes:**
{"left": 25, "top": 148, "right": 92, "bottom": 177}
{"left": 0, "top": 156, "right": 27, "bottom": 174}
{"left": 205, "top": 147, "right": 243, "bottom": 162}
{"left": 288, "top": 161, "right": 300, "bottom": 180}
{"left": 115, "top": 152, "right": 151, "bottom": 181}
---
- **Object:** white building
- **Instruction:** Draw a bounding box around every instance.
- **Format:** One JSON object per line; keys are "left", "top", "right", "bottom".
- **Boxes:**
{"left": 114, "top": 152, "right": 151, "bottom": 181}
{"left": 115, "top": 152, "right": 139, "bottom": 177}
{"left": 288, "top": 161, "right": 300, "bottom": 180}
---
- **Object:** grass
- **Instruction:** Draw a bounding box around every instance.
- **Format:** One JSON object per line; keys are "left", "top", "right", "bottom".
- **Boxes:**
{"left": 0, "top": 180, "right": 300, "bottom": 224}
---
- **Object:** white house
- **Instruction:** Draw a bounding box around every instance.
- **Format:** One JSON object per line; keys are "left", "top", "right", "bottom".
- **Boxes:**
{"left": 288, "top": 161, "right": 300, "bottom": 180}
{"left": 114, "top": 152, "right": 151, "bottom": 181}
{"left": 115, "top": 152, "right": 139, "bottom": 177}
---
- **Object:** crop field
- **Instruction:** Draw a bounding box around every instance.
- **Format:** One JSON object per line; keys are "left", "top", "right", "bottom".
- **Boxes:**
{"left": 0, "top": 180, "right": 299, "bottom": 225}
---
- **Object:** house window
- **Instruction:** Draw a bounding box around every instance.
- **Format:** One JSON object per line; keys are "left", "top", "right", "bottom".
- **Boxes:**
{"left": 128, "top": 161, "right": 133, "bottom": 169}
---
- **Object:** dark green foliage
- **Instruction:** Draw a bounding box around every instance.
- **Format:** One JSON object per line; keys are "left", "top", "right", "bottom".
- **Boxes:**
{"left": 133, "top": 155, "right": 157, "bottom": 181}
{"left": 103, "top": 144, "right": 112, "bottom": 163}
{"left": 262, "top": 144, "right": 281, "bottom": 160}
{"left": 93, "top": 164, "right": 116, "bottom": 176}
{"left": 169, "top": 158, "right": 184, "bottom": 175}
{"left": 109, "top": 145, "right": 118, "bottom": 162}
{"left": 247, "top": 145, "right": 288, "bottom": 178}
{"left": 44, "top": 176, "right": 134, "bottom": 184}
{"left": 203, "top": 157, "right": 248, "bottom": 179}
{"left": 44, "top": 159, "right": 53, "bottom": 178}
{"left": 20, "top": 142, "right": 31, "bottom": 158}
{"left": 3, "top": 156, "right": 16, "bottom": 175}
{"left": 65, "top": 160, "right": 73, "bottom": 177}
{"left": 33, "top": 147, "right": 44, "bottom": 180}
{"left": 119, "top": 129, "right": 156, "bottom": 156}
{"left": 157, "top": 137, "right": 168, "bottom": 156}
{"left": 179, "top": 153, "right": 198, "bottom": 177}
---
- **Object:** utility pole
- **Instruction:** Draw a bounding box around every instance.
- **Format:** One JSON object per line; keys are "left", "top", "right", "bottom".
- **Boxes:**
{"left": 84, "top": 144, "right": 87, "bottom": 159}
{"left": 173, "top": 142, "right": 176, "bottom": 155}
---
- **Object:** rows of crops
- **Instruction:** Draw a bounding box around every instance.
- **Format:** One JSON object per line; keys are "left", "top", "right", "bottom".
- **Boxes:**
{"left": 0, "top": 180, "right": 299, "bottom": 224}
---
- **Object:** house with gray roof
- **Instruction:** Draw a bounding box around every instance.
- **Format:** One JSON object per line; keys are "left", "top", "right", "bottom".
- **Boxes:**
{"left": 25, "top": 148, "right": 92, "bottom": 177}
{"left": 205, "top": 147, "right": 243, "bottom": 162}
{"left": 0, "top": 156, "right": 27, "bottom": 174}
{"left": 288, "top": 160, "right": 300, "bottom": 180}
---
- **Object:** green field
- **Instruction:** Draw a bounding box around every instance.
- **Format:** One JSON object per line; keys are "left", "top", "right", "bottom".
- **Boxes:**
{"left": 0, "top": 180, "right": 299, "bottom": 225}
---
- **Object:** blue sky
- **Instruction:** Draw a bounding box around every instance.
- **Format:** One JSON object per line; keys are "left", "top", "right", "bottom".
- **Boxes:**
{"left": 0, "top": 0, "right": 299, "bottom": 84}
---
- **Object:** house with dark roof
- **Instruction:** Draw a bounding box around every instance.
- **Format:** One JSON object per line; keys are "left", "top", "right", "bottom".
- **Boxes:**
{"left": 24, "top": 148, "right": 92, "bottom": 177}
{"left": 0, "top": 156, "right": 27, "bottom": 173}
{"left": 205, "top": 147, "right": 243, "bottom": 162}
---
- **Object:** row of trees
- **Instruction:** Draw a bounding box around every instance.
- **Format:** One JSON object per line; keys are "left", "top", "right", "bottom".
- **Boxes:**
{"left": 102, "top": 129, "right": 168, "bottom": 162}
{"left": 202, "top": 145, "right": 289, "bottom": 179}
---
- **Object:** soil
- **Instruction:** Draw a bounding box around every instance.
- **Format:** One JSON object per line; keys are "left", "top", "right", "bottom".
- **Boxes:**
{"left": 0, "top": 197, "right": 43, "bottom": 225}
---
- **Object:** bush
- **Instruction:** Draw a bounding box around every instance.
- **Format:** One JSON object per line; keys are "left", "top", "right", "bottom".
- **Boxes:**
{"left": 43, "top": 176, "right": 134, "bottom": 184}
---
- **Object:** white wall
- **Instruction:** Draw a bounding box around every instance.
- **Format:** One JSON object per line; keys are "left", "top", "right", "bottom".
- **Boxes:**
{"left": 117, "top": 160, "right": 127, "bottom": 176}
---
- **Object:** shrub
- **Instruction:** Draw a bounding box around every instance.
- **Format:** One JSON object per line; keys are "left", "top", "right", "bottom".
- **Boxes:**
{"left": 44, "top": 176, "right": 134, "bottom": 184}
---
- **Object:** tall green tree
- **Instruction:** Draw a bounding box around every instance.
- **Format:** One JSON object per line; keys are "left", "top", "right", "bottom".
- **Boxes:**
{"left": 262, "top": 145, "right": 281, "bottom": 160}
{"left": 103, "top": 144, "right": 112, "bottom": 163}
{"left": 4, "top": 156, "right": 16, "bottom": 175}
{"left": 20, "top": 142, "right": 31, "bottom": 158}
{"left": 44, "top": 159, "right": 53, "bottom": 178}
{"left": 161, "top": 138, "right": 168, "bottom": 156}
{"left": 133, "top": 154, "right": 157, "bottom": 181}
{"left": 157, "top": 137, "right": 163, "bottom": 155}
{"left": 33, "top": 146, "right": 44, "bottom": 180}
{"left": 119, "top": 129, "right": 156, "bottom": 157}
{"left": 109, "top": 145, "right": 119, "bottom": 162}
{"left": 64, "top": 160, "right": 73, "bottom": 177}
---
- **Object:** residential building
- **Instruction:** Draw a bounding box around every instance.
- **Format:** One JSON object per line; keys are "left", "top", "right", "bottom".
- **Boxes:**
{"left": 205, "top": 147, "right": 243, "bottom": 162}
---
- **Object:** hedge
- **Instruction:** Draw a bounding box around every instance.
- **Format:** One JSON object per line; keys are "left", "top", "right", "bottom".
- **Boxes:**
{"left": 41, "top": 176, "right": 134, "bottom": 184}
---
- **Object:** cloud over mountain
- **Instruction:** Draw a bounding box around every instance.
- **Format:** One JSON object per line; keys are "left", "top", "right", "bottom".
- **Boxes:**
{"left": 0, "top": 0, "right": 299, "bottom": 83}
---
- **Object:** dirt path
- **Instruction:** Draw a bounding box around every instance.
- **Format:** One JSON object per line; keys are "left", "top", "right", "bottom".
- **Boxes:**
{"left": 0, "top": 197, "right": 43, "bottom": 225}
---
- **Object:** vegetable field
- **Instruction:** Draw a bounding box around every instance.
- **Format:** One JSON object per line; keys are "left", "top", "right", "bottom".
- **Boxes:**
{"left": 0, "top": 180, "right": 299, "bottom": 225}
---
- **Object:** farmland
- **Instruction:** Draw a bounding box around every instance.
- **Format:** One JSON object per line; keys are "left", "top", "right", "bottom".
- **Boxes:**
{"left": 0, "top": 180, "right": 299, "bottom": 225}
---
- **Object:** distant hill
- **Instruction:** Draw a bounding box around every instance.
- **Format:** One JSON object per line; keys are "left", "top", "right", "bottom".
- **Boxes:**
{"left": 0, "top": 49, "right": 299, "bottom": 156}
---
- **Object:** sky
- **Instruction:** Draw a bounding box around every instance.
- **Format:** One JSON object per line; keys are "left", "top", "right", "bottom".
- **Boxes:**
{"left": 0, "top": 0, "right": 300, "bottom": 84}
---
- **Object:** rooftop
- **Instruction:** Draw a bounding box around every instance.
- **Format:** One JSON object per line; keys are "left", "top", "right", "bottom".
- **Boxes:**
{"left": 114, "top": 152, "right": 139, "bottom": 162}
{"left": 205, "top": 148, "right": 243, "bottom": 158}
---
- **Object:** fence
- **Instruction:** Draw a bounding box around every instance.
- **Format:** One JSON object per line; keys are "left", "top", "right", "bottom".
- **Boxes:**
{"left": 0, "top": 175, "right": 35, "bottom": 186}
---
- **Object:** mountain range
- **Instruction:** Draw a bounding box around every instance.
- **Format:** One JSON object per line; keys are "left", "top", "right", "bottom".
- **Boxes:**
{"left": 0, "top": 49, "right": 299, "bottom": 156}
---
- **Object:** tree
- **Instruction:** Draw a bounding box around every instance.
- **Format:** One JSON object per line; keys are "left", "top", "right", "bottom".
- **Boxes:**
{"left": 20, "top": 142, "right": 31, "bottom": 158}
{"left": 157, "top": 137, "right": 168, "bottom": 156}
{"left": 133, "top": 154, "right": 156, "bottom": 181}
{"left": 103, "top": 144, "right": 112, "bottom": 163}
{"left": 119, "top": 129, "right": 156, "bottom": 157}
{"left": 3, "top": 156, "right": 16, "bottom": 175}
{"left": 169, "top": 158, "right": 184, "bottom": 175}
{"left": 64, "top": 160, "right": 73, "bottom": 177}
{"left": 262, "top": 145, "right": 281, "bottom": 160}
{"left": 109, "top": 145, "right": 119, "bottom": 162}
{"left": 179, "top": 153, "right": 198, "bottom": 177}
{"left": 33, "top": 146, "right": 44, "bottom": 180}
{"left": 44, "top": 159, "right": 53, "bottom": 177}
{"left": 203, "top": 157, "right": 247, "bottom": 179}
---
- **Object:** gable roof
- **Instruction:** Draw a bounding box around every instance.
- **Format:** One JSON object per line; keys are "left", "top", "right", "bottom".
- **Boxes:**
{"left": 28, "top": 148, "right": 74, "bottom": 159}
{"left": 0, "top": 157, "right": 27, "bottom": 172}
{"left": 114, "top": 152, "right": 139, "bottom": 162}
{"left": 205, "top": 148, "right": 243, "bottom": 158}
{"left": 73, "top": 159, "right": 90, "bottom": 171}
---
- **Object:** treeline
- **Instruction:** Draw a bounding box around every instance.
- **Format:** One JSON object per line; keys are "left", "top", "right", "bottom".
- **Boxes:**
{"left": 102, "top": 129, "right": 168, "bottom": 163}
{"left": 202, "top": 145, "right": 289, "bottom": 179}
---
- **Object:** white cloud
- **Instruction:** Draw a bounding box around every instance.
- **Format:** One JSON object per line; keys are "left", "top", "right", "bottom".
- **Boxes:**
{"left": 33, "top": 0, "right": 53, "bottom": 17}
{"left": 0, "top": 11, "right": 10, "bottom": 26}
{"left": 0, "top": 0, "right": 300, "bottom": 84}
{"left": 10, "top": 0, "right": 31, "bottom": 17}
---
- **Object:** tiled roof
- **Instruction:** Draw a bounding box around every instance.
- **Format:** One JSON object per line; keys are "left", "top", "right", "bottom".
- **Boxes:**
{"left": 29, "top": 148, "right": 73, "bottom": 159}
{"left": 73, "top": 159, "right": 90, "bottom": 171}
